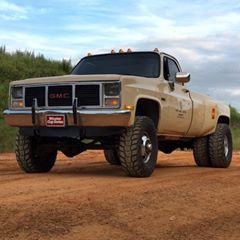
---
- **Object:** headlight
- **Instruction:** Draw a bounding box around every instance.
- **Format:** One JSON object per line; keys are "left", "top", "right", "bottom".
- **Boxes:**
{"left": 103, "top": 82, "right": 121, "bottom": 108}
{"left": 104, "top": 82, "right": 120, "bottom": 96}
{"left": 12, "top": 86, "right": 23, "bottom": 99}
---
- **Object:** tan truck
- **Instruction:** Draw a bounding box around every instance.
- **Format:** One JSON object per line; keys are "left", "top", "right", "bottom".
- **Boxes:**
{"left": 4, "top": 49, "right": 232, "bottom": 177}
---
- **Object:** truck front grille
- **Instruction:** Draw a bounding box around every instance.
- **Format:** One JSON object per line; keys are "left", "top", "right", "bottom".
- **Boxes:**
{"left": 75, "top": 85, "right": 100, "bottom": 106}
{"left": 48, "top": 85, "right": 73, "bottom": 106}
{"left": 24, "top": 84, "right": 101, "bottom": 108}
{"left": 25, "top": 87, "right": 45, "bottom": 107}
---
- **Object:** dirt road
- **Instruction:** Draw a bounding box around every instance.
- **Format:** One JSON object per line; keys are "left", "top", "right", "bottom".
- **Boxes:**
{"left": 0, "top": 151, "right": 240, "bottom": 240}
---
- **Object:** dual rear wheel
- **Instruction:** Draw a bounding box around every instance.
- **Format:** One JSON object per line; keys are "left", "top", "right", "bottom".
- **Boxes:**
{"left": 193, "top": 123, "right": 232, "bottom": 168}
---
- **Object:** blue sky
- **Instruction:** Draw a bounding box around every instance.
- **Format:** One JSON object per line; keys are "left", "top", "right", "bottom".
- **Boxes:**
{"left": 0, "top": 0, "right": 240, "bottom": 109}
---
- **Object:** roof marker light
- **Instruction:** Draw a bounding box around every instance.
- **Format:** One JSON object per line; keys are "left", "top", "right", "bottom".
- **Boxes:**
{"left": 111, "top": 49, "right": 116, "bottom": 54}
{"left": 154, "top": 48, "right": 160, "bottom": 53}
{"left": 127, "top": 48, "right": 132, "bottom": 53}
{"left": 87, "top": 52, "right": 92, "bottom": 56}
{"left": 119, "top": 49, "right": 124, "bottom": 53}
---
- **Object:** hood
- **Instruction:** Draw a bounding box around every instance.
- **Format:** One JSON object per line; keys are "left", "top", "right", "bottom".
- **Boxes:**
{"left": 10, "top": 74, "right": 122, "bottom": 86}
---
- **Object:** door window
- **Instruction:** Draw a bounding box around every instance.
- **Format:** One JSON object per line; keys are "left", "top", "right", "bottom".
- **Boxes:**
{"left": 164, "top": 57, "right": 180, "bottom": 82}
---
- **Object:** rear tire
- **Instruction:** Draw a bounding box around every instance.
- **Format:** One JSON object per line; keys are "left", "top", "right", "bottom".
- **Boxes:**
{"left": 16, "top": 131, "right": 57, "bottom": 173}
{"left": 119, "top": 116, "right": 158, "bottom": 177}
{"left": 104, "top": 149, "right": 121, "bottom": 165}
{"left": 209, "top": 124, "right": 232, "bottom": 168}
{"left": 193, "top": 136, "right": 211, "bottom": 167}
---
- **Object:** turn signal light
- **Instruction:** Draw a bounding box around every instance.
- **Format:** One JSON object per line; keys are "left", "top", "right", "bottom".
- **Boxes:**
{"left": 124, "top": 104, "right": 134, "bottom": 110}
{"left": 211, "top": 108, "right": 216, "bottom": 119}
{"left": 105, "top": 98, "right": 120, "bottom": 107}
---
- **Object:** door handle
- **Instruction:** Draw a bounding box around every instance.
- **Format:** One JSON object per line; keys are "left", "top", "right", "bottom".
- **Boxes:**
{"left": 168, "top": 81, "right": 175, "bottom": 91}
{"left": 182, "top": 89, "right": 189, "bottom": 93}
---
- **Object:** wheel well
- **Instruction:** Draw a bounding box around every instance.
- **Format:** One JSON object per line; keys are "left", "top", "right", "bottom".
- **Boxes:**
{"left": 135, "top": 99, "right": 160, "bottom": 128}
{"left": 218, "top": 116, "right": 230, "bottom": 125}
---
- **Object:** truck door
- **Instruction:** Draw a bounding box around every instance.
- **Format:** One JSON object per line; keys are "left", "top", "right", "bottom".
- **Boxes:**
{"left": 161, "top": 56, "right": 192, "bottom": 136}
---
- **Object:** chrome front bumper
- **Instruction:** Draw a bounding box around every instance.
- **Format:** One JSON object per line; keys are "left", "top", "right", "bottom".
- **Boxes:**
{"left": 3, "top": 109, "right": 131, "bottom": 127}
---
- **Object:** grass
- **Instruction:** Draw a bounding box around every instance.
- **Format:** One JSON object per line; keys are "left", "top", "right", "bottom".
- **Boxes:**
{"left": 231, "top": 127, "right": 240, "bottom": 150}
{"left": 0, "top": 119, "right": 16, "bottom": 152}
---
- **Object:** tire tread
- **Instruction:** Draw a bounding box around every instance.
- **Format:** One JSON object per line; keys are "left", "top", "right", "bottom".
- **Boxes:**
{"left": 16, "top": 131, "right": 57, "bottom": 173}
{"left": 193, "top": 136, "right": 211, "bottom": 167}
{"left": 119, "top": 116, "right": 157, "bottom": 177}
{"left": 209, "top": 124, "right": 232, "bottom": 168}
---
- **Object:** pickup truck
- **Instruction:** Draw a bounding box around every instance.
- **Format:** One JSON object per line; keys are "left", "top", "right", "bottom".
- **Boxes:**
{"left": 4, "top": 49, "right": 232, "bottom": 177}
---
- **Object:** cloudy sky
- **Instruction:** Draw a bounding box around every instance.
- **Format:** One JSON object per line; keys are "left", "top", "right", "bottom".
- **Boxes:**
{"left": 0, "top": 0, "right": 240, "bottom": 109}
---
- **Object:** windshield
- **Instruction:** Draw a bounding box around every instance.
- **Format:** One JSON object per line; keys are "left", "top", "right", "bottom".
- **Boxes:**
{"left": 71, "top": 52, "right": 160, "bottom": 78}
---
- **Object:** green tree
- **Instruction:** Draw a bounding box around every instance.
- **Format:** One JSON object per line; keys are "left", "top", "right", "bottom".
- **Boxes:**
{"left": 230, "top": 105, "right": 240, "bottom": 128}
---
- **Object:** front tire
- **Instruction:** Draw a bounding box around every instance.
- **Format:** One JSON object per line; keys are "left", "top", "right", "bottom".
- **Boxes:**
{"left": 16, "top": 131, "right": 57, "bottom": 173}
{"left": 209, "top": 124, "right": 232, "bottom": 168}
{"left": 119, "top": 116, "right": 158, "bottom": 177}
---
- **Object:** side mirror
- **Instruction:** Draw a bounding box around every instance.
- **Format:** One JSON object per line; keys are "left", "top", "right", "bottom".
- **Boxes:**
{"left": 176, "top": 72, "right": 190, "bottom": 84}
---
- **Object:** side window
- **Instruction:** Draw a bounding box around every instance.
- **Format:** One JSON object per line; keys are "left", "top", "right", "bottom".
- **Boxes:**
{"left": 168, "top": 59, "right": 180, "bottom": 82}
{"left": 163, "top": 57, "right": 180, "bottom": 82}
{"left": 163, "top": 57, "right": 169, "bottom": 80}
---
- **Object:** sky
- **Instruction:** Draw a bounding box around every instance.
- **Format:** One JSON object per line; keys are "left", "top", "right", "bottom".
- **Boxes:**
{"left": 0, "top": 0, "right": 240, "bottom": 109}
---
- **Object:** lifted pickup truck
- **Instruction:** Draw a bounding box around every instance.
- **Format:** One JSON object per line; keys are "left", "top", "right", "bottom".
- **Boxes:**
{"left": 4, "top": 49, "right": 232, "bottom": 177}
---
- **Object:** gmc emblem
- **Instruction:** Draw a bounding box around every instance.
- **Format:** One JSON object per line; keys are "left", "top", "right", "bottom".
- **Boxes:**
{"left": 49, "top": 93, "right": 71, "bottom": 99}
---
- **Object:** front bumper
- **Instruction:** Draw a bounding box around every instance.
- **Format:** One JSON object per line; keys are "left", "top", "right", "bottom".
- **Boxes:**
{"left": 3, "top": 109, "right": 131, "bottom": 127}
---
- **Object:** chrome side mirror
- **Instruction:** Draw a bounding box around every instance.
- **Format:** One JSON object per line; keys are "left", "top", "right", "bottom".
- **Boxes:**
{"left": 176, "top": 72, "right": 191, "bottom": 83}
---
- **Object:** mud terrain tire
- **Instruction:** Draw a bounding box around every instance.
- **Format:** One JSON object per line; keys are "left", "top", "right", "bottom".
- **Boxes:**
{"left": 119, "top": 116, "right": 158, "bottom": 177}
{"left": 16, "top": 131, "right": 57, "bottom": 173}
{"left": 209, "top": 123, "right": 232, "bottom": 168}
{"left": 193, "top": 136, "right": 212, "bottom": 167}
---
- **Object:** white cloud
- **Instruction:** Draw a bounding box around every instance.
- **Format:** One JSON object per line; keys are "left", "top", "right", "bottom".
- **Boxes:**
{"left": 0, "top": 31, "right": 76, "bottom": 60}
{"left": 0, "top": 0, "right": 239, "bottom": 109}
{"left": 0, "top": 0, "right": 26, "bottom": 13}
{"left": 214, "top": 12, "right": 240, "bottom": 26}
{"left": 0, "top": 0, "right": 28, "bottom": 20}
{"left": 227, "top": 89, "right": 240, "bottom": 96}
{"left": 0, "top": 13, "right": 27, "bottom": 21}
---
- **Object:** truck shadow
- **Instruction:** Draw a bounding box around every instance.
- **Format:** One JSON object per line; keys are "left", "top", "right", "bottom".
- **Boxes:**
{"left": 155, "top": 164, "right": 196, "bottom": 169}
{"left": 49, "top": 161, "right": 199, "bottom": 178}
{"left": 52, "top": 162, "right": 125, "bottom": 178}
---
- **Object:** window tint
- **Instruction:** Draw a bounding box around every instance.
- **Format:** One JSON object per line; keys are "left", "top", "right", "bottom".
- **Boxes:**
{"left": 163, "top": 57, "right": 169, "bottom": 80}
{"left": 72, "top": 52, "right": 160, "bottom": 78}
{"left": 163, "top": 57, "right": 180, "bottom": 81}
{"left": 168, "top": 59, "right": 179, "bottom": 81}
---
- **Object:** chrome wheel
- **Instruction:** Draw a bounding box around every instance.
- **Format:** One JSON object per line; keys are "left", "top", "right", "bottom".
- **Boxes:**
{"left": 224, "top": 135, "right": 229, "bottom": 157}
{"left": 141, "top": 133, "right": 152, "bottom": 164}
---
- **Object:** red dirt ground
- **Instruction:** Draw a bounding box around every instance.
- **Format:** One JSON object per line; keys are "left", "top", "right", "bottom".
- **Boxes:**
{"left": 0, "top": 151, "right": 240, "bottom": 240}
